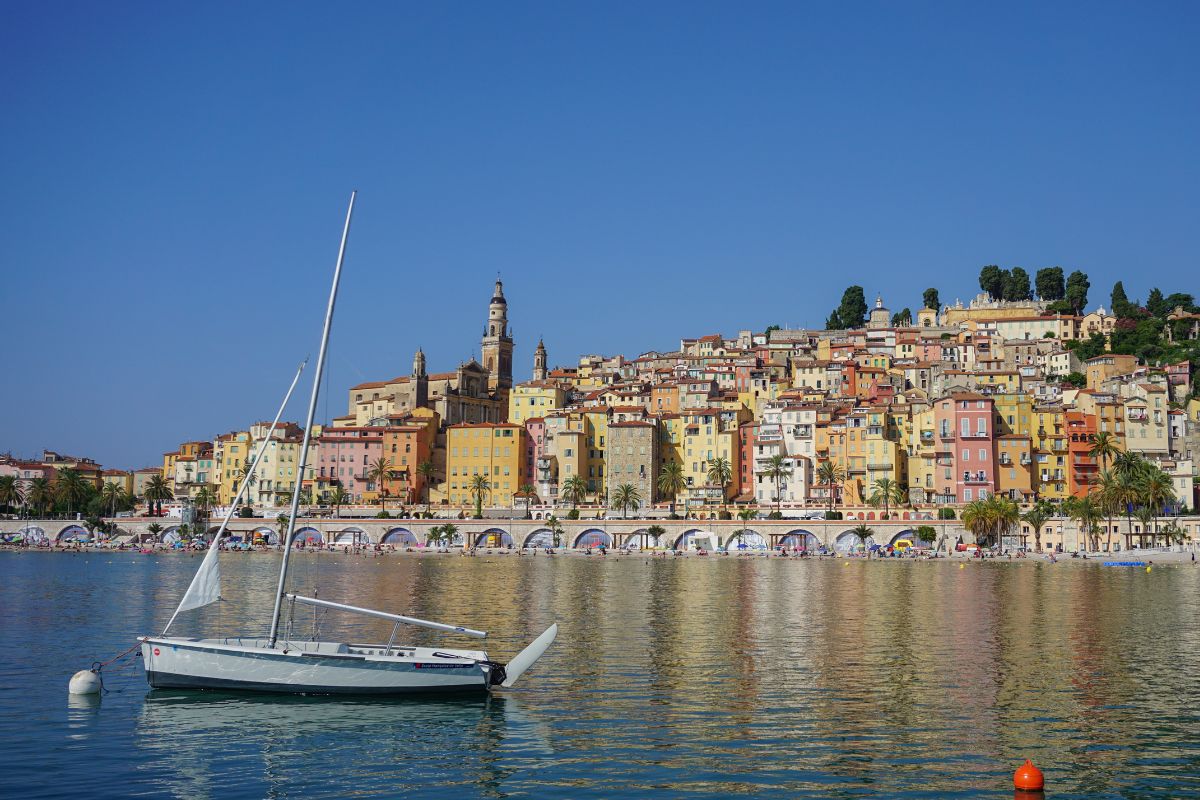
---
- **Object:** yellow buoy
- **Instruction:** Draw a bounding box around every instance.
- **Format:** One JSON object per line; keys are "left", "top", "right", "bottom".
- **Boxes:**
{"left": 1146, "top": 566, "right": 1152, "bottom": 572}
{"left": 843, "top": 561, "right": 850, "bottom": 567}
{"left": 959, "top": 563, "right": 965, "bottom": 569}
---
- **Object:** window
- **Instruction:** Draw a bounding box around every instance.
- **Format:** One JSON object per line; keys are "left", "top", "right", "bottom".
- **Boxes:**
{"left": 962, "top": 449, "right": 970, "bottom": 462}
{"left": 964, "top": 488, "right": 973, "bottom": 501}
{"left": 979, "top": 449, "right": 986, "bottom": 461}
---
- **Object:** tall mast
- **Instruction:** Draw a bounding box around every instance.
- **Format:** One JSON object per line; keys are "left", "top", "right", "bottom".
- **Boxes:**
{"left": 269, "top": 191, "right": 356, "bottom": 647}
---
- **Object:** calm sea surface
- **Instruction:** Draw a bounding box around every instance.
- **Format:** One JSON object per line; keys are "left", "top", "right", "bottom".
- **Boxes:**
{"left": 1, "top": 550, "right": 1199, "bottom": 798}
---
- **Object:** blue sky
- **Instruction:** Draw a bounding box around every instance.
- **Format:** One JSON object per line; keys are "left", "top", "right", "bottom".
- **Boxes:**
{"left": 2, "top": 2, "right": 1197, "bottom": 469}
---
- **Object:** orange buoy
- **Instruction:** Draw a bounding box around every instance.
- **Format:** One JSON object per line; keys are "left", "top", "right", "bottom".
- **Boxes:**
{"left": 1013, "top": 759, "right": 1044, "bottom": 791}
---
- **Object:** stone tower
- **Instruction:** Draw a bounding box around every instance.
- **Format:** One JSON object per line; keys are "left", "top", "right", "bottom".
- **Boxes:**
{"left": 480, "top": 278, "right": 513, "bottom": 392}
{"left": 533, "top": 338, "right": 547, "bottom": 382}
{"left": 412, "top": 347, "right": 428, "bottom": 408}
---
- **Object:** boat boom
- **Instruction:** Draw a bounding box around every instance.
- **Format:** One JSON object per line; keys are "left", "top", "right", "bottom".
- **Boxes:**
{"left": 285, "top": 593, "right": 488, "bottom": 638}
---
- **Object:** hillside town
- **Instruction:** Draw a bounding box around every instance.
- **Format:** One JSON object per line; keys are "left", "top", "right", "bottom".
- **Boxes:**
{"left": 4, "top": 270, "right": 1200, "bottom": 552}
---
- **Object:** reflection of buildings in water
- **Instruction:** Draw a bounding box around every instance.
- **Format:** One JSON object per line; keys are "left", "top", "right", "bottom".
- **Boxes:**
{"left": 136, "top": 692, "right": 536, "bottom": 799}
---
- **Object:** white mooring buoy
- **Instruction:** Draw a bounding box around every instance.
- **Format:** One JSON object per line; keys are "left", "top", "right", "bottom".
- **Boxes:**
{"left": 69, "top": 669, "right": 102, "bottom": 695}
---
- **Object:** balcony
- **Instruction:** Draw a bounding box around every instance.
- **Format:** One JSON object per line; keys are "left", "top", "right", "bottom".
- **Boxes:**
{"left": 867, "top": 462, "right": 894, "bottom": 471}
{"left": 962, "top": 473, "right": 989, "bottom": 484}
{"left": 938, "top": 430, "right": 955, "bottom": 441}
{"left": 999, "top": 456, "right": 1012, "bottom": 466}
{"left": 920, "top": 431, "right": 934, "bottom": 442}
{"left": 961, "top": 430, "right": 990, "bottom": 439}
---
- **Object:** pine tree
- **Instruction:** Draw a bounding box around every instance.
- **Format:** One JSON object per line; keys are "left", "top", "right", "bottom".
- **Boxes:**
{"left": 1003, "top": 267, "right": 1032, "bottom": 301}
{"left": 1065, "top": 270, "right": 1090, "bottom": 314}
{"left": 1035, "top": 267, "right": 1065, "bottom": 301}
{"left": 922, "top": 287, "right": 940, "bottom": 311}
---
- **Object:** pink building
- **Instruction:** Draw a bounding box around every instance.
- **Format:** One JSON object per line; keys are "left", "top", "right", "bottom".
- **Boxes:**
{"left": 523, "top": 417, "right": 546, "bottom": 486}
{"left": 932, "top": 392, "right": 996, "bottom": 503}
{"left": 0, "top": 457, "right": 54, "bottom": 495}
{"left": 313, "top": 426, "right": 384, "bottom": 501}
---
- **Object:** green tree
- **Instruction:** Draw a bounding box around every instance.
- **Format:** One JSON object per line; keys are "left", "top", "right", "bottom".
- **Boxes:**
{"left": 706, "top": 456, "right": 733, "bottom": 510}
{"left": 851, "top": 524, "right": 874, "bottom": 555}
{"left": 191, "top": 485, "right": 215, "bottom": 532}
{"left": 546, "top": 516, "right": 564, "bottom": 549}
{"left": 979, "top": 265, "right": 1006, "bottom": 300}
{"left": 1111, "top": 281, "right": 1137, "bottom": 319}
{"left": 1065, "top": 270, "right": 1090, "bottom": 314}
{"left": 922, "top": 287, "right": 940, "bottom": 311}
{"left": 367, "top": 456, "right": 393, "bottom": 511}
{"left": 328, "top": 485, "right": 348, "bottom": 518}
{"left": 27, "top": 477, "right": 53, "bottom": 517}
{"left": 611, "top": 483, "right": 642, "bottom": 519}
{"left": 644, "top": 523, "right": 665, "bottom": 551}
{"left": 824, "top": 310, "right": 843, "bottom": 330}
{"left": 1022, "top": 501, "right": 1052, "bottom": 552}
{"left": 237, "top": 461, "right": 258, "bottom": 504}
{"left": 440, "top": 523, "right": 460, "bottom": 547}
{"left": 762, "top": 454, "right": 793, "bottom": 514}
{"left": 867, "top": 477, "right": 905, "bottom": 519}
{"left": 1089, "top": 431, "right": 1120, "bottom": 472}
{"left": 1036, "top": 267, "right": 1065, "bottom": 301}
{"left": 1145, "top": 288, "right": 1167, "bottom": 318}
{"left": 146, "top": 522, "right": 163, "bottom": 543}
{"left": 891, "top": 307, "right": 913, "bottom": 326}
{"left": 1138, "top": 468, "right": 1176, "bottom": 544}
{"left": 836, "top": 285, "right": 868, "bottom": 329}
{"left": 0, "top": 476, "right": 26, "bottom": 514}
{"left": 656, "top": 462, "right": 686, "bottom": 515}
{"left": 142, "top": 474, "right": 173, "bottom": 518}
{"left": 55, "top": 468, "right": 89, "bottom": 518}
{"left": 816, "top": 461, "right": 845, "bottom": 518}
{"left": 1065, "top": 494, "right": 1102, "bottom": 551}
{"left": 1004, "top": 267, "right": 1032, "bottom": 301}
{"left": 468, "top": 474, "right": 491, "bottom": 518}
{"left": 915, "top": 525, "right": 937, "bottom": 549}
{"left": 559, "top": 474, "right": 587, "bottom": 512}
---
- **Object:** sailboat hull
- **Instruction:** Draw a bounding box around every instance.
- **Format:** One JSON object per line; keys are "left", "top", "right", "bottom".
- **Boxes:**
{"left": 141, "top": 637, "right": 492, "bottom": 695}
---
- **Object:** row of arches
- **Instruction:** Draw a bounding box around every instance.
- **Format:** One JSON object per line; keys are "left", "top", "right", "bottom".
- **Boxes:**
{"left": 1, "top": 524, "right": 921, "bottom": 551}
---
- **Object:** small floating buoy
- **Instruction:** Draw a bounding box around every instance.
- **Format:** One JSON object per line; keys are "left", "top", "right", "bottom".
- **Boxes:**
{"left": 69, "top": 669, "right": 101, "bottom": 695}
{"left": 1013, "top": 758, "right": 1044, "bottom": 791}
{"left": 843, "top": 561, "right": 849, "bottom": 567}
{"left": 959, "top": 563, "right": 965, "bottom": 569}
{"left": 1146, "top": 566, "right": 1152, "bottom": 573}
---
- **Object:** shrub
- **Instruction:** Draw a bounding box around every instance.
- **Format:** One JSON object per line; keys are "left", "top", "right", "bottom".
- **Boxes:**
{"left": 566, "top": 509, "right": 580, "bottom": 520}
{"left": 375, "top": 510, "right": 391, "bottom": 519}
{"left": 237, "top": 506, "right": 255, "bottom": 518}
{"left": 825, "top": 510, "right": 843, "bottom": 520}
{"left": 767, "top": 510, "right": 783, "bottom": 520}
{"left": 937, "top": 507, "right": 957, "bottom": 520}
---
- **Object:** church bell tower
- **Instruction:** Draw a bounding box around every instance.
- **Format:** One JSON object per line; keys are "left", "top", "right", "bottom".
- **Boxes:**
{"left": 480, "top": 278, "right": 513, "bottom": 392}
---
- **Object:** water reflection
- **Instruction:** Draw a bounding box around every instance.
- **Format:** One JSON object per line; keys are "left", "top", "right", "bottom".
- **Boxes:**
{"left": 4, "top": 553, "right": 1200, "bottom": 798}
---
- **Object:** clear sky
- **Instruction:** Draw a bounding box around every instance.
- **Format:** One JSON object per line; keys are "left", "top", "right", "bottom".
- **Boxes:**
{"left": 2, "top": 2, "right": 1197, "bottom": 469}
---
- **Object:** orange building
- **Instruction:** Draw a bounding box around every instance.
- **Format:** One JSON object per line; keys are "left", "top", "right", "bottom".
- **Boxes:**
{"left": 1065, "top": 411, "right": 1098, "bottom": 498}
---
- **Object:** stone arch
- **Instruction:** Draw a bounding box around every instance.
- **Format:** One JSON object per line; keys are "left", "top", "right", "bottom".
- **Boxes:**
{"left": 621, "top": 528, "right": 661, "bottom": 549}
{"left": 474, "top": 528, "right": 512, "bottom": 548}
{"left": 382, "top": 527, "right": 418, "bottom": 546}
{"left": 888, "top": 529, "right": 916, "bottom": 547}
{"left": 779, "top": 529, "right": 820, "bottom": 550}
{"left": 574, "top": 528, "right": 611, "bottom": 549}
{"left": 672, "top": 528, "right": 710, "bottom": 550}
{"left": 865, "top": 511, "right": 876, "bottom": 520}
{"left": 294, "top": 526, "right": 324, "bottom": 545}
{"left": 523, "top": 528, "right": 556, "bottom": 548}
{"left": 726, "top": 528, "right": 767, "bottom": 550}
{"left": 251, "top": 526, "right": 278, "bottom": 545}
{"left": 333, "top": 526, "right": 369, "bottom": 546}
{"left": 56, "top": 524, "right": 90, "bottom": 542}
{"left": 161, "top": 525, "right": 182, "bottom": 545}
{"left": 835, "top": 529, "right": 873, "bottom": 553}
{"left": 15, "top": 525, "right": 48, "bottom": 545}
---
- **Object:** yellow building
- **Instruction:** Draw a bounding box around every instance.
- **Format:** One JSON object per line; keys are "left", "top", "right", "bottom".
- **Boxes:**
{"left": 213, "top": 431, "right": 252, "bottom": 505}
{"left": 992, "top": 393, "right": 1034, "bottom": 438}
{"left": 908, "top": 405, "right": 939, "bottom": 504}
{"left": 247, "top": 422, "right": 306, "bottom": 506}
{"left": 508, "top": 381, "right": 567, "bottom": 424}
{"left": 101, "top": 469, "right": 133, "bottom": 495}
{"left": 1032, "top": 406, "right": 1068, "bottom": 502}
{"left": 679, "top": 408, "right": 742, "bottom": 506}
{"left": 445, "top": 423, "right": 527, "bottom": 508}
{"left": 995, "top": 434, "right": 1034, "bottom": 502}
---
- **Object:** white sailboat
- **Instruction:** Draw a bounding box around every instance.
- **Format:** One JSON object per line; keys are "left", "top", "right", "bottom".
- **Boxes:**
{"left": 139, "top": 192, "right": 557, "bottom": 695}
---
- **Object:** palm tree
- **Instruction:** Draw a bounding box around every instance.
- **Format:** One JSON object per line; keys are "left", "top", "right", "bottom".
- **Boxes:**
{"left": 645, "top": 523, "right": 666, "bottom": 550}
{"left": 1021, "top": 505, "right": 1050, "bottom": 552}
{"left": 1088, "top": 431, "right": 1120, "bottom": 472}
{"left": 1107, "top": 469, "right": 1142, "bottom": 549}
{"left": 546, "top": 516, "right": 564, "bottom": 549}
{"left": 328, "top": 485, "right": 348, "bottom": 518}
{"left": 961, "top": 496, "right": 1017, "bottom": 550}
{"left": 1133, "top": 506, "right": 1154, "bottom": 546}
{"left": 417, "top": 459, "right": 436, "bottom": 513}
{"left": 100, "top": 482, "right": 126, "bottom": 519}
{"left": 560, "top": 474, "right": 588, "bottom": 512}
{"left": 276, "top": 512, "right": 290, "bottom": 543}
{"left": 706, "top": 456, "right": 733, "bottom": 512}
{"left": 1065, "top": 494, "right": 1102, "bottom": 551}
{"left": 612, "top": 483, "right": 641, "bottom": 519}
{"left": 28, "top": 477, "right": 53, "bottom": 517}
{"left": 146, "top": 522, "right": 163, "bottom": 543}
{"left": 468, "top": 474, "right": 491, "bottom": 518}
{"left": 192, "top": 485, "right": 215, "bottom": 534}
{"left": 816, "top": 461, "right": 845, "bottom": 518}
{"left": 1138, "top": 468, "right": 1176, "bottom": 545}
{"left": 517, "top": 483, "right": 537, "bottom": 511}
{"left": 55, "top": 468, "right": 89, "bottom": 518}
{"left": 762, "top": 454, "right": 793, "bottom": 515}
{"left": 368, "top": 456, "right": 393, "bottom": 512}
{"left": 440, "top": 522, "right": 459, "bottom": 548}
{"left": 0, "top": 476, "right": 25, "bottom": 514}
{"left": 851, "top": 523, "right": 874, "bottom": 555}
{"left": 656, "top": 462, "right": 686, "bottom": 516}
{"left": 144, "top": 474, "right": 172, "bottom": 517}
{"left": 1095, "top": 470, "right": 1122, "bottom": 552}
{"left": 867, "top": 478, "right": 904, "bottom": 520}
{"left": 1113, "top": 450, "right": 1147, "bottom": 481}
{"left": 426, "top": 524, "right": 444, "bottom": 547}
